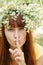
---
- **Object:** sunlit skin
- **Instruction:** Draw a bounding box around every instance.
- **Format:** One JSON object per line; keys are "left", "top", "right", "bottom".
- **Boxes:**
{"left": 5, "top": 27, "right": 26, "bottom": 65}
{"left": 36, "top": 55, "right": 43, "bottom": 65}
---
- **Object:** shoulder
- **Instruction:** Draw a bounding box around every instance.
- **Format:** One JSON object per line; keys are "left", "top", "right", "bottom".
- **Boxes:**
{"left": 36, "top": 55, "right": 43, "bottom": 65}
{"left": 34, "top": 43, "right": 43, "bottom": 60}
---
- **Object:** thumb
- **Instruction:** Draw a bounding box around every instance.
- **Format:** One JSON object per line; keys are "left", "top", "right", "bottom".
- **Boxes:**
{"left": 9, "top": 48, "right": 14, "bottom": 55}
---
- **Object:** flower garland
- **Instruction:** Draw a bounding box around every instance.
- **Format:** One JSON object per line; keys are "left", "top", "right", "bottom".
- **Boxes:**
{"left": 0, "top": 1, "right": 43, "bottom": 31}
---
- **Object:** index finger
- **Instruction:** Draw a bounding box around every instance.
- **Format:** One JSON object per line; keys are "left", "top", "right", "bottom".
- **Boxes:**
{"left": 16, "top": 40, "right": 20, "bottom": 49}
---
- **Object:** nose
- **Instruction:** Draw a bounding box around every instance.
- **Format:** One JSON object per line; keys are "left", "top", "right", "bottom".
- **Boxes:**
{"left": 14, "top": 33, "right": 20, "bottom": 48}
{"left": 13, "top": 28, "right": 20, "bottom": 46}
{"left": 14, "top": 33, "right": 20, "bottom": 41}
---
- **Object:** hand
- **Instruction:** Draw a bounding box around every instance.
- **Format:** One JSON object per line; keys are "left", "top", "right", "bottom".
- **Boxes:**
{"left": 9, "top": 48, "right": 26, "bottom": 65}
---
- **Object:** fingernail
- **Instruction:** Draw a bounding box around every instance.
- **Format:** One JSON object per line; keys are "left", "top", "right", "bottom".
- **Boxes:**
{"left": 9, "top": 49, "right": 13, "bottom": 55}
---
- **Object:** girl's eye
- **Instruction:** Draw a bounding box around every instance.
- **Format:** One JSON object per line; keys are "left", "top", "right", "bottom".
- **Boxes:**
{"left": 7, "top": 28, "right": 14, "bottom": 31}
{"left": 19, "top": 27, "right": 24, "bottom": 30}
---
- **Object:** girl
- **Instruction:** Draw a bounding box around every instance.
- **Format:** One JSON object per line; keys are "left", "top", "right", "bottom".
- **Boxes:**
{"left": 0, "top": 14, "right": 36, "bottom": 65}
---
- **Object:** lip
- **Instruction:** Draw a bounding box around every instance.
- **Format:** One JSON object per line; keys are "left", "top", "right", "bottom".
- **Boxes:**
{"left": 13, "top": 42, "right": 17, "bottom": 47}
{"left": 10, "top": 40, "right": 20, "bottom": 49}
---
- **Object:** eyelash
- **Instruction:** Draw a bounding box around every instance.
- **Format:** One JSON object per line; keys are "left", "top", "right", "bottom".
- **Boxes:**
{"left": 19, "top": 27, "right": 24, "bottom": 30}
{"left": 8, "top": 28, "right": 13, "bottom": 31}
{"left": 7, "top": 27, "right": 24, "bottom": 31}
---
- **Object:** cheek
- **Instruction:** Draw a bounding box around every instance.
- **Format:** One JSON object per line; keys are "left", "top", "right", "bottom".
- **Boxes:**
{"left": 5, "top": 32, "right": 14, "bottom": 45}
{"left": 5, "top": 34, "right": 16, "bottom": 48}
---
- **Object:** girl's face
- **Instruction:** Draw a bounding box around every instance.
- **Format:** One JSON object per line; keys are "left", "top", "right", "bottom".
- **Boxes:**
{"left": 5, "top": 27, "right": 26, "bottom": 49}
